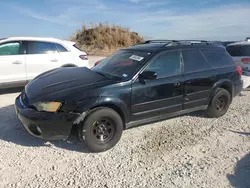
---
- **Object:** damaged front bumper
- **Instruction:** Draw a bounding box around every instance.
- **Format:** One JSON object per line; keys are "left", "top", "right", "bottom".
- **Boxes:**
{"left": 15, "top": 93, "right": 79, "bottom": 140}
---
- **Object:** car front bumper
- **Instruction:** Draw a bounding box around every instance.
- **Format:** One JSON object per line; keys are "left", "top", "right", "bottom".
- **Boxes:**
{"left": 15, "top": 93, "right": 79, "bottom": 140}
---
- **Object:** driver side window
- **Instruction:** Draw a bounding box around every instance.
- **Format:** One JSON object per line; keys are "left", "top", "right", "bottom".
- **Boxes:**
{"left": 144, "top": 51, "right": 181, "bottom": 78}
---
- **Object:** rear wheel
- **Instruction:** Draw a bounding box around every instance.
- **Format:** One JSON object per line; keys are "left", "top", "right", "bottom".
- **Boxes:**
{"left": 78, "top": 108, "right": 123, "bottom": 152}
{"left": 205, "top": 88, "right": 231, "bottom": 118}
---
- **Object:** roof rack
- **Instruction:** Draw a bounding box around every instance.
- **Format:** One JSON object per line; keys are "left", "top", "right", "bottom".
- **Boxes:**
{"left": 139, "top": 39, "right": 223, "bottom": 46}
{"left": 144, "top": 40, "right": 173, "bottom": 44}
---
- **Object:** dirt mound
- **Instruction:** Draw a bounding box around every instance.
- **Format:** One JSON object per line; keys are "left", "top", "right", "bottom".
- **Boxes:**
{"left": 71, "top": 23, "right": 144, "bottom": 56}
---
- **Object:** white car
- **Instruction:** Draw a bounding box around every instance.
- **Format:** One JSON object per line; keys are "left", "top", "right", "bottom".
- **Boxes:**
{"left": 0, "top": 37, "right": 89, "bottom": 89}
{"left": 226, "top": 37, "right": 250, "bottom": 89}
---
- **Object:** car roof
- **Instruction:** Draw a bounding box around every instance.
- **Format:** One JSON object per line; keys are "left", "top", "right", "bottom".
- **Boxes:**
{"left": 0, "top": 37, "right": 74, "bottom": 44}
{"left": 227, "top": 40, "right": 250, "bottom": 46}
{"left": 124, "top": 41, "right": 225, "bottom": 53}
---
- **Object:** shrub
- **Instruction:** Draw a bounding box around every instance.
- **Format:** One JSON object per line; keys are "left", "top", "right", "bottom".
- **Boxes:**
{"left": 70, "top": 23, "right": 144, "bottom": 56}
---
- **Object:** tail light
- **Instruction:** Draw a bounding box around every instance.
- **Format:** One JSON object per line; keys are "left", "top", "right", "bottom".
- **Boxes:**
{"left": 236, "top": 65, "right": 242, "bottom": 77}
{"left": 241, "top": 58, "right": 250, "bottom": 64}
{"left": 79, "top": 54, "right": 88, "bottom": 60}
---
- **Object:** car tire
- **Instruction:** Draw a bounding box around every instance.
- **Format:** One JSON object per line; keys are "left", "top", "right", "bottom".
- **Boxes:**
{"left": 78, "top": 108, "right": 123, "bottom": 153}
{"left": 205, "top": 88, "right": 231, "bottom": 118}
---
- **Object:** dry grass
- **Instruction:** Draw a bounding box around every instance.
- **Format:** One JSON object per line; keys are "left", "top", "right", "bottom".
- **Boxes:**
{"left": 70, "top": 23, "right": 144, "bottom": 56}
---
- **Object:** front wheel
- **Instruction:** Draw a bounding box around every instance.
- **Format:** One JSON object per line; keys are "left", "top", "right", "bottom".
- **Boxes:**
{"left": 78, "top": 108, "right": 123, "bottom": 153}
{"left": 205, "top": 88, "right": 231, "bottom": 118}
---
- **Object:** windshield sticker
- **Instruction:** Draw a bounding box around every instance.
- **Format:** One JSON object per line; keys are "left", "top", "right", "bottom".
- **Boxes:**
{"left": 129, "top": 55, "right": 144, "bottom": 61}
{"left": 122, "top": 74, "right": 128, "bottom": 77}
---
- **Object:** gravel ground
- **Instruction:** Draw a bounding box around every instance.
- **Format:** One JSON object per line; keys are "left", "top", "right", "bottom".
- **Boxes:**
{"left": 0, "top": 90, "right": 249, "bottom": 188}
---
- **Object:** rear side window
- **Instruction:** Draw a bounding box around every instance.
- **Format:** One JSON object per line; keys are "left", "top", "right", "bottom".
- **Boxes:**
{"left": 201, "top": 50, "right": 234, "bottom": 68}
{"left": 182, "top": 50, "right": 211, "bottom": 73}
{"left": 0, "top": 42, "right": 24, "bottom": 55}
{"left": 27, "top": 41, "right": 57, "bottom": 54}
{"left": 226, "top": 45, "right": 250, "bottom": 56}
{"left": 55, "top": 43, "right": 68, "bottom": 52}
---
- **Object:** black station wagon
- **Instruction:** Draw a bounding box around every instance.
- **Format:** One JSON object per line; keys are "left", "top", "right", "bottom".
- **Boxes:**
{"left": 15, "top": 40, "right": 243, "bottom": 152}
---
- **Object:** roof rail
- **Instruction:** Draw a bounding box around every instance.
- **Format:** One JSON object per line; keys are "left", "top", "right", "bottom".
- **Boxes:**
{"left": 142, "top": 39, "right": 223, "bottom": 46}
{"left": 144, "top": 40, "right": 173, "bottom": 44}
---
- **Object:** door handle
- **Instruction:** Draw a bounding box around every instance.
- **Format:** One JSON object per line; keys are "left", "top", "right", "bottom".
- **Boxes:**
{"left": 12, "top": 61, "right": 22, "bottom": 64}
{"left": 51, "top": 59, "right": 58, "bottom": 62}
{"left": 173, "top": 82, "right": 181, "bottom": 87}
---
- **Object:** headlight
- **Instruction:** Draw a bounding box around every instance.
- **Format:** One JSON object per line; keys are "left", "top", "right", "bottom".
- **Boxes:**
{"left": 33, "top": 102, "right": 62, "bottom": 112}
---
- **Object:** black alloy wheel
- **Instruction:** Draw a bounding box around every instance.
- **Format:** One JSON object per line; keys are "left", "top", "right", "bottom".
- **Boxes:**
{"left": 92, "top": 118, "right": 115, "bottom": 143}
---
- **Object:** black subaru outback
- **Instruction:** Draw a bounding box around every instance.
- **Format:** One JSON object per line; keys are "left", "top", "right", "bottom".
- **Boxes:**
{"left": 15, "top": 40, "right": 243, "bottom": 152}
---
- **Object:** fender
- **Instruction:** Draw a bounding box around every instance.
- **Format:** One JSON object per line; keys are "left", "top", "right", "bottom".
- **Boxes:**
{"left": 73, "top": 96, "right": 129, "bottom": 125}
{"left": 96, "top": 96, "right": 129, "bottom": 123}
{"left": 207, "top": 79, "right": 234, "bottom": 104}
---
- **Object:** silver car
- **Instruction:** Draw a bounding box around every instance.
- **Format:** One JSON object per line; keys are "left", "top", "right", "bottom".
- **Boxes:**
{"left": 226, "top": 38, "right": 250, "bottom": 88}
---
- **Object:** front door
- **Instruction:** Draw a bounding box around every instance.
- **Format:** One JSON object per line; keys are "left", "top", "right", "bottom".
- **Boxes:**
{"left": 25, "top": 41, "right": 62, "bottom": 81}
{"left": 131, "top": 50, "right": 183, "bottom": 121}
{"left": 0, "top": 41, "right": 26, "bottom": 87}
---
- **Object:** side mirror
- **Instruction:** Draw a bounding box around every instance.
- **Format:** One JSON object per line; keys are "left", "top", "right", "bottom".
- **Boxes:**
{"left": 139, "top": 71, "right": 157, "bottom": 80}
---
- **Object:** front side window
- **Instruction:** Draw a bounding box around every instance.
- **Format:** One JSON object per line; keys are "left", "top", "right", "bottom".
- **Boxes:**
{"left": 0, "top": 42, "right": 22, "bottom": 56}
{"left": 201, "top": 50, "right": 234, "bottom": 68}
{"left": 27, "top": 41, "right": 57, "bottom": 54}
{"left": 182, "top": 50, "right": 211, "bottom": 73}
{"left": 144, "top": 51, "right": 181, "bottom": 78}
{"left": 92, "top": 50, "right": 152, "bottom": 80}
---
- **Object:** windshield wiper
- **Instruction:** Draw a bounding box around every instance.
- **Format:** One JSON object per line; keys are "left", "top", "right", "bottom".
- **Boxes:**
{"left": 95, "top": 71, "right": 110, "bottom": 79}
{"left": 95, "top": 71, "right": 122, "bottom": 81}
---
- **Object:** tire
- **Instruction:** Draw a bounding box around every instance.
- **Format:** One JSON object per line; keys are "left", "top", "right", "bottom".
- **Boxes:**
{"left": 78, "top": 108, "right": 123, "bottom": 153}
{"left": 205, "top": 88, "right": 231, "bottom": 118}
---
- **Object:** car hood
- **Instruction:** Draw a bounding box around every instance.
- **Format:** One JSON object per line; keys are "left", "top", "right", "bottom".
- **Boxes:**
{"left": 25, "top": 67, "right": 113, "bottom": 103}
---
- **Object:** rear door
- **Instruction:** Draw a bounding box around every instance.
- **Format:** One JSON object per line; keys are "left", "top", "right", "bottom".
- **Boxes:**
{"left": 54, "top": 42, "right": 73, "bottom": 65}
{"left": 182, "top": 49, "right": 216, "bottom": 110}
{"left": 131, "top": 50, "right": 183, "bottom": 121}
{"left": 25, "top": 41, "right": 62, "bottom": 81}
{"left": 0, "top": 41, "right": 26, "bottom": 86}
{"left": 201, "top": 49, "right": 238, "bottom": 83}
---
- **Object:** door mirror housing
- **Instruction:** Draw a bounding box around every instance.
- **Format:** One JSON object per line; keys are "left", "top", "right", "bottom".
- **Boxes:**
{"left": 139, "top": 71, "right": 157, "bottom": 80}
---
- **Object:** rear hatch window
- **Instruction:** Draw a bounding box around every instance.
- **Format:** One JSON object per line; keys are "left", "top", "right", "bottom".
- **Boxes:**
{"left": 226, "top": 45, "right": 250, "bottom": 57}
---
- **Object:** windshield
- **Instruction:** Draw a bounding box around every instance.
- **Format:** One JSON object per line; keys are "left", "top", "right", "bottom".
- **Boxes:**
{"left": 92, "top": 50, "right": 152, "bottom": 80}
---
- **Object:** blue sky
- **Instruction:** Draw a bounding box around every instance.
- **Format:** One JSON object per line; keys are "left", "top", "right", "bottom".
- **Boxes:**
{"left": 1, "top": 0, "right": 250, "bottom": 40}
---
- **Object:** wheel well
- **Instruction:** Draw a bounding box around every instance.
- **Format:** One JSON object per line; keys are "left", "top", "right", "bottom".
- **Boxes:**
{"left": 90, "top": 104, "right": 126, "bottom": 129}
{"left": 219, "top": 84, "right": 232, "bottom": 101}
